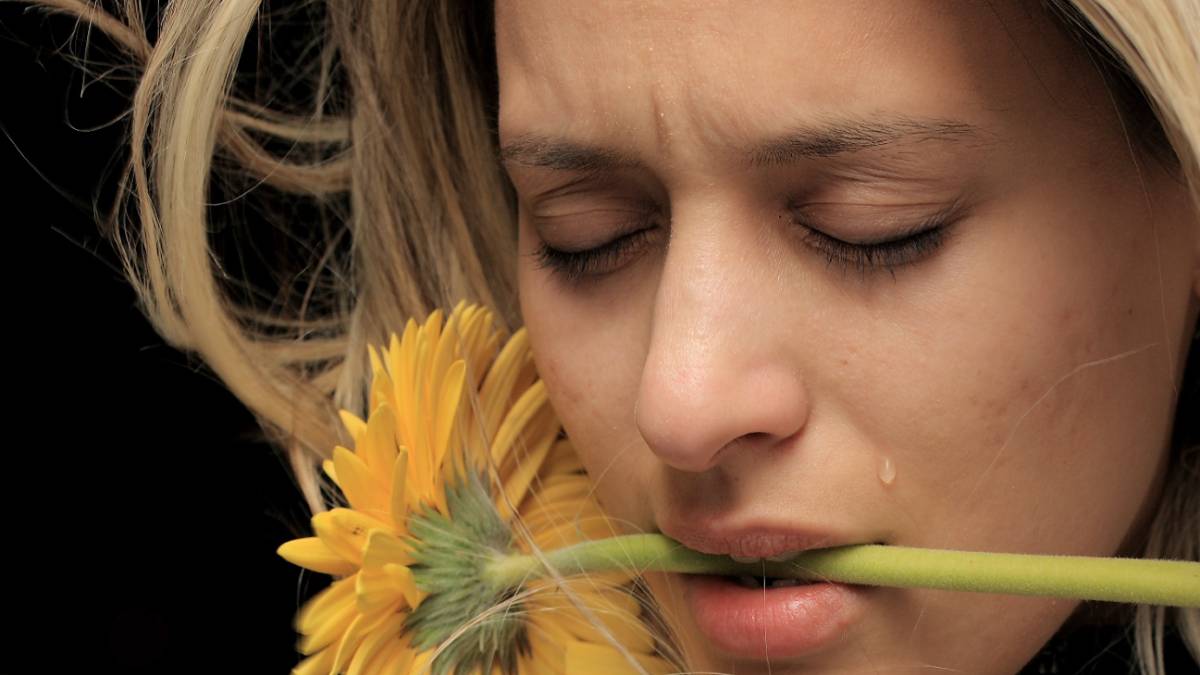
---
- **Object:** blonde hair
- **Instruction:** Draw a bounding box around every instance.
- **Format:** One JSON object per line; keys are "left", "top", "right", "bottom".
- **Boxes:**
{"left": 27, "top": 0, "right": 1200, "bottom": 672}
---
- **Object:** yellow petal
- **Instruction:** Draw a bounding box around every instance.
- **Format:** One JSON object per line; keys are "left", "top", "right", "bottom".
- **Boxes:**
{"left": 532, "top": 516, "right": 623, "bottom": 551}
{"left": 526, "top": 613, "right": 571, "bottom": 675}
{"left": 564, "top": 640, "right": 677, "bottom": 675}
{"left": 356, "top": 561, "right": 422, "bottom": 614}
{"left": 277, "top": 537, "right": 357, "bottom": 576}
{"left": 532, "top": 588, "right": 655, "bottom": 653}
{"left": 390, "top": 562, "right": 427, "bottom": 608}
{"left": 369, "top": 368, "right": 397, "bottom": 436}
{"left": 412, "top": 337, "right": 434, "bottom": 454}
{"left": 490, "top": 380, "right": 550, "bottom": 467}
{"left": 332, "top": 446, "right": 388, "bottom": 519}
{"left": 518, "top": 500, "right": 594, "bottom": 541}
{"left": 330, "top": 604, "right": 397, "bottom": 674}
{"left": 496, "top": 426, "right": 555, "bottom": 522}
{"left": 297, "top": 579, "right": 359, "bottom": 655}
{"left": 346, "top": 613, "right": 408, "bottom": 675}
{"left": 291, "top": 645, "right": 336, "bottom": 675}
{"left": 423, "top": 307, "right": 445, "bottom": 345}
{"left": 355, "top": 565, "right": 405, "bottom": 614}
{"left": 362, "top": 529, "right": 414, "bottom": 568}
{"left": 522, "top": 475, "right": 591, "bottom": 516}
{"left": 311, "top": 508, "right": 391, "bottom": 567}
{"left": 479, "top": 329, "right": 529, "bottom": 441}
{"left": 322, "top": 458, "right": 337, "bottom": 484}
{"left": 386, "top": 331, "right": 402, "bottom": 377}
{"left": 409, "top": 650, "right": 436, "bottom": 675}
{"left": 433, "top": 360, "right": 467, "bottom": 471}
{"left": 296, "top": 575, "right": 356, "bottom": 636}
{"left": 431, "top": 307, "right": 463, "bottom": 384}
{"left": 329, "top": 612, "right": 371, "bottom": 674}
{"left": 367, "top": 344, "right": 385, "bottom": 411}
{"left": 389, "top": 447, "right": 410, "bottom": 528}
{"left": 373, "top": 635, "right": 417, "bottom": 675}
{"left": 362, "top": 403, "right": 399, "bottom": 478}
{"left": 338, "top": 409, "right": 368, "bottom": 446}
{"left": 540, "top": 438, "right": 586, "bottom": 477}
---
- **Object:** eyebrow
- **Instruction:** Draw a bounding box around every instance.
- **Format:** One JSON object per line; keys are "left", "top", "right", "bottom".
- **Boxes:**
{"left": 498, "top": 137, "right": 639, "bottom": 172}
{"left": 499, "top": 114, "right": 993, "bottom": 171}
{"left": 749, "top": 116, "right": 993, "bottom": 167}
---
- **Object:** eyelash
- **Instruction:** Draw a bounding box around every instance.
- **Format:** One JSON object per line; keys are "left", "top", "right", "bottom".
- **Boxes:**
{"left": 532, "top": 224, "right": 658, "bottom": 286}
{"left": 792, "top": 212, "right": 952, "bottom": 282}
{"left": 532, "top": 212, "right": 952, "bottom": 286}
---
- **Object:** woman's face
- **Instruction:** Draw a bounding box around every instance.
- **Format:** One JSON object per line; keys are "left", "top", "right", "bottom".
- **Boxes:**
{"left": 497, "top": 1, "right": 1200, "bottom": 673}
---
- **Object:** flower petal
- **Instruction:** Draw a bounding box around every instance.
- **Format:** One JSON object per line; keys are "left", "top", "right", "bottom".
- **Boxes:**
{"left": 433, "top": 360, "right": 467, "bottom": 473}
{"left": 367, "top": 344, "right": 386, "bottom": 411}
{"left": 409, "top": 649, "right": 436, "bottom": 675}
{"left": 564, "top": 640, "right": 677, "bottom": 675}
{"left": 295, "top": 575, "right": 356, "bottom": 636}
{"left": 277, "top": 537, "right": 357, "bottom": 576}
{"left": 479, "top": 329, "right": 530, "bottom": 442}
{"left": 361, "top": 403, "right": 400, "bottom": 481}
{"left": 496, "top": 425, "right": 555, "bottom": 522}
{"left": 346, "top": 613, "right": 409, "bottom": 675}
{"left": 526, "top": 613, "right": 571, "bottom": 675}
{"left": 312, "top": 508, "right": 391, "bottom": 567}
{"left": 362, "top": 529, "right": 414, "bottom": 568}
{"left": 355, "top": 564, "right": 409, "bottom": 614}
{"left": 332, "top": 446, "right": 388, "bottom": 519}
{"left": 290, "top": 645, "right": 336, "bottom": 675}
{"left": 531, "top": 587, "right": 655, "bottom": 653}
{"left": 373, "top": 634, "right": 417, "bottom": 675}
{"left": 338, "top": 409, "right": 368, "bottom": 447}
{"left": 330, "top": 603, "right": 397, "bottom": 673}
{"left": 297, "top": 578, "right": 359, "bottom": 655}
{"left": 386, "top": 562, "right": 427, "bottom": 608}
{"left": 390, "top": 447, "right": 410, "bottom": 526}
{"left": 490, "top": 379, "right": 550, "bottom": 468}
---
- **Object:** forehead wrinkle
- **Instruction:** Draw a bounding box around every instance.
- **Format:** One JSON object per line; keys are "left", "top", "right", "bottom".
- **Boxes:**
{"left": 624, "top": 2, "right": 681, "bottom": 160}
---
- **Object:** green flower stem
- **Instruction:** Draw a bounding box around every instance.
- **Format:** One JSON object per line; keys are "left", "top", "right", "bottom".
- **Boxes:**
{"left": 484, "top": 534, "right": 1200, "bottom": 608}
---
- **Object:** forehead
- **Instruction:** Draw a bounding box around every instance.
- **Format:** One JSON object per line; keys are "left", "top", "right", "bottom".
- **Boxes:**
{"left": 494, "top": 0, "right": 1107, "bottom": 169}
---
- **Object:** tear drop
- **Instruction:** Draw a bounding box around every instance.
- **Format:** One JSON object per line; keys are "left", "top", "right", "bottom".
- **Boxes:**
{"left": 877, "top": 455, "right": 897, "bottom": 487}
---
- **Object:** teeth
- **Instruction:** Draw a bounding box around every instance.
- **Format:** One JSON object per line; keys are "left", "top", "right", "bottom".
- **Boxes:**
{"left": 732, "top": 575, "right": 804, "bottom": 589}
{"left": 731, "top": 551, "right": 802, "bottom": 563}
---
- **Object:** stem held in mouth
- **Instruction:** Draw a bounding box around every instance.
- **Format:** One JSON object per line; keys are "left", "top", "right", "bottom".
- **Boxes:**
{"left": 482, "top": 534, "right": 1200, "bottom": 608}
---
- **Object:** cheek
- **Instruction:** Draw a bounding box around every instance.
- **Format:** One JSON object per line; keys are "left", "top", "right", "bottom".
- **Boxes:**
{"left": 879, "top": 197, "right": 1170, "bottom": 557}
{"left": 518, "top": 267, "right": 650, "bottom": 523}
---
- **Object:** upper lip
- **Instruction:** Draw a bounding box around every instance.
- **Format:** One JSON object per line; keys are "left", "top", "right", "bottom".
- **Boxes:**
{"left": 658, "top": 517, "right": 850, "bottom": 559}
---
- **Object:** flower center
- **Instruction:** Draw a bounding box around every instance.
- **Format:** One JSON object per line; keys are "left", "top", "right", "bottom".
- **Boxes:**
{"left": 404, "top": 470, "right": 529, "bottom": 675}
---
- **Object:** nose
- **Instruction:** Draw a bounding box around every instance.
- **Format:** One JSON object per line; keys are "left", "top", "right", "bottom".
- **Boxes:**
{"left": 634, "top": 211, "right": 810, "bottom": 473}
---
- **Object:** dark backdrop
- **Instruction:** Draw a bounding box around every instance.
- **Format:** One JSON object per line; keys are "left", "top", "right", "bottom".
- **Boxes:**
{"left": 3, "top": 5, "right": 322, "bottom": 673}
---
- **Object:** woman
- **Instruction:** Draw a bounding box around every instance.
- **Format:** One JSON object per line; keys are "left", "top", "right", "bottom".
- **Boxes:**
{"left": 23, "top": 0, "right": 1199, "bottom": 673}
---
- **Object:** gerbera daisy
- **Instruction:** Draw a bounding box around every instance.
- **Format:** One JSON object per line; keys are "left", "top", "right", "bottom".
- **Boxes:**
{"left": 277, "top": 300, "right": 677, "bottom": 675}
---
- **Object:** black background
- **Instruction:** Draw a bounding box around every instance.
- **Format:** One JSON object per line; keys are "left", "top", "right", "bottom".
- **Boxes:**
{"left": 4, "top": 4, "right": 323, "bottom": 673}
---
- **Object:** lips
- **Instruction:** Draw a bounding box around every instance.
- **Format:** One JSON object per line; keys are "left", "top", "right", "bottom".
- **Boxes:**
{"left": 657, "top": 518, "right": 845, "bottom": 559}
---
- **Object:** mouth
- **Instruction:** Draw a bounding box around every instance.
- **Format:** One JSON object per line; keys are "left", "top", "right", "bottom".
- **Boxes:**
{"left": 724, "top": 572, "right": 819, "bottom": 589}
{"left": 682, "top": 568, "right": 869, "bottom": 660}
{"left": 656, "top": 516, "right": 871, "bottom": 560}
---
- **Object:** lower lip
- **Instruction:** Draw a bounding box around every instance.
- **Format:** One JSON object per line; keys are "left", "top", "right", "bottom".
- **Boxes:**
{"left": 683, "top": 574, "right": 868, "bottom": 660}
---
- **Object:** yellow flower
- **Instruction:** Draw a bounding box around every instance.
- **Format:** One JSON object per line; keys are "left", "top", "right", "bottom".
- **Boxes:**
{"left": 276, "top": 301, "right": 675, "bottom": 675}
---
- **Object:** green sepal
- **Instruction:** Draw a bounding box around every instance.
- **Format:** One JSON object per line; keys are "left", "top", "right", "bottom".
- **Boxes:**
{"left": 403, "top": 469, "right": 529, "bottom": 675}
